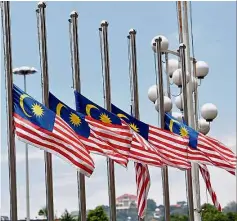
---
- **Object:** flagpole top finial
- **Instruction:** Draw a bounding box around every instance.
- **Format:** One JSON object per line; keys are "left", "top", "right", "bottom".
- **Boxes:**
{"left": 38, "top": 1, "right": 46, "bottom": 8}
{"left": 101, "top": 20, "right": 109, "bottom": 27}
{"left": 70, "top": 11, "right": 78, "bottom": 18}
{"left": 129, "top": 29, "right": 136, "bottom": 35}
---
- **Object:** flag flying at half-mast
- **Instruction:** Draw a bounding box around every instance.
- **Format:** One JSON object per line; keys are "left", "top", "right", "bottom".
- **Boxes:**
{"left": 164, "top": 113, "right": 236, "bottom": 175}
{"left": 74, "top": 91, "right": 134, "bottom": 157}
{"left": 111, "top": 104, "right": 192, "bottom": 170}
{"left": 13, "top": 84, "right": 95, "bottom": 177}
{"left": 48, "top": 92, "right": 128, "bottom": 167}
{"left": 74, "top": 91, "right": 165, "bottom": 167}
{"left": 166, "top": 114, "right": 222, "bottom": 210}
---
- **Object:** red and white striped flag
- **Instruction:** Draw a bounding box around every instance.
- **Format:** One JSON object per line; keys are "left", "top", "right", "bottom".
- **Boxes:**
{"left": 199, "top": 164, "right": 222, "bottom": 211}
{"left": 164, "top": 113, "right": 236, "bottom": 174}
{"left": 13, "top": 85, "right": 95, "bottom": 177}
{"left": 49, "top": 93, "right": 128, "bottom": 167}
{"left": 135, "top": 162, "right": 150, "bottom": 218}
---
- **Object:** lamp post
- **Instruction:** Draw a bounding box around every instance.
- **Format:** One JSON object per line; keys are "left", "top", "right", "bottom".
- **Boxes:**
{"left": 149, "top": 33, "right": 220, "bottom": 221}
{"left": 13, "top": 66, "right": 37, "bottom": 221}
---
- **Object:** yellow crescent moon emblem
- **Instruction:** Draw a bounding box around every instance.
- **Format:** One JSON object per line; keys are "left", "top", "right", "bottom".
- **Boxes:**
{"left": 169, "top": 119, "right": 180, "bottom": 132}
{"left": 56, "top": 103, "right": 65, "bottom": 117}
{"left": 20, "top": 94, "right": 32, "bottom": 118}
{"left": 86, "top": 104, "right": 99, "bottom": 117}
{"left": 117, "top": 113, "right": 129, "bottom": 120}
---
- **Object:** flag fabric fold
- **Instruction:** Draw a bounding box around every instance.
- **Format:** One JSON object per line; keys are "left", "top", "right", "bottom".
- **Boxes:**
{"left": 199, "top": 164, "right": 222, "bottom": 211}
{"left": 48, "top": 92, "right": 128, "bottom": 167}
{"left": 111, "top": 104, "right": 191, "bottom": 170}
{"left": 74, "top": 91, "right": 133, "bottom": 158}
{"left": 13, "top": 84, "right": 94, "bottom": 177}
{"left": 164, "top": 113, "right": 236, "bottom": 175}
{"left": 135, "top": 162, "right": 150, "bottom": 219}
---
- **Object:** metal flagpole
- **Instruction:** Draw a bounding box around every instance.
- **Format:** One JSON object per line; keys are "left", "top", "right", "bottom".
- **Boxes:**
{"left": 2, "top": 2, "right": 18, "bottom": 221}
{"left": 37, "top": 2, "right": 54, "bottom": 220}
{"left": 182, "top": 2, "right": 201, "bottom": 220}
{"left": 128, "top": 29, "right": 140, "bottom": 119}
{"left": 69, "top": 11, "right": 87, "bottom": 221}
{"left": 179, "top": 43, "right": 195, "bottom": 221}
{"left": 128, "top": 29, "right": 144, "bottom": 221}
{"left": 164, "top": 53, "right": 171, "bottom": 99}
{"left": 13, "top": 66, "right": 37, "bottom": 221}
{"left": 24, "top": 75, "right": 30, "bottom": 221}
{"left": 154, "top": 37, "right": 171, "bottom": 221}
{"left": 100, "top": 20, "right": 117, "bottom": 221}
{"left": 177, "top": 2, "right": 196, "bottom": 221}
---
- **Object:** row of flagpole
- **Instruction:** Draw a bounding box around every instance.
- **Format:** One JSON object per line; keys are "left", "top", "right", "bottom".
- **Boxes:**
{"left": 69, "top": 11, "right": 87, "bottom": 221}
{"left": 2, "top": 2, "right": 223, "bottom": 221}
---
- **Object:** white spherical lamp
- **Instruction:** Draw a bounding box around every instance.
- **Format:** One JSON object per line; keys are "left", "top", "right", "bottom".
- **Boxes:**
{"left": 172, "top": 69, "right": 190, "bottom": 87}
{"left": 148, "top": 85, "right": 158, "bottom": 103}
{"left": 175, "top": 94, "right": 183, "bottom": 111}
{"left": 201, "top": 103, "right": 218, "bottom": 122}
{"left": 155, "top": 96, "right": 172, "bottom": 113}
{"left": 164, "top": 59, "right": 179, "bottom": 78}
{"left": 198, "top": 118, "right": 210, "bottom": 135}
{"left": 172, "top": 112, "right": 183, "bottom": 122}
{"left": 151, "top": 35, "right": 169, "bottom": 52}
{"left": 196, "top": 61, "right": 209, "bottom": 79}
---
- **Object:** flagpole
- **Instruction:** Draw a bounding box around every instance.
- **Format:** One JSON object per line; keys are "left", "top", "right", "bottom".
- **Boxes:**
{"left": 128, "top": 29, "right": 143, "bottom": 221}
{"left": 13, "top": 66, "right": 37, "bottom": 221}
{"left": 69, "top": 11, "right": 87, "bottom": 221}
{"left": 182, "top": 2, "right": 201, "bottom": 220}
{"left": 2, "top": 2, "right": 18, "bottom": 221}
{"left": 37, "top": 2, "right": 54, "bottom": 220}
{"left": 179, "top": 43, "right": 195, "bottom": 221}
{"left": 100, "top": 20, "right": 117, "bottom": 221}
{"left": 154, "top": 37, "right": 171, "bottom": 221}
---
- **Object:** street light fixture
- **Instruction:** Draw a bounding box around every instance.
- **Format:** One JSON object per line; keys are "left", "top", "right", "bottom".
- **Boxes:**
{"left": 155, "top": 96, "right": 173, "bottom": 113}
{"left": 13, "top": 66, "right": 37, "bottom": 221}
{"left": 201, "top": 103, "right": 218, "bottom": 122}
{"left": 172, "top": 112, "right": 183, "bottom": 122}
{"left": 164, "top": 59, "right": 179, "bottom": 78}
{"left": 148, "top": 84, "right": 159, "bottom": 103}
{"left": 175, "top": 94, "right": 183, "bottom": 111}
{"left": 172, "top": 68, "right": 190, "bottom": 87}
{"left": 151, "top": 35, "right": 169, "bottom": 52}
{"left": 198, "top": 119, "right": 210, "bottom": 135}
{"left": 196, "top": 61, "right": 209, "bottom": 79}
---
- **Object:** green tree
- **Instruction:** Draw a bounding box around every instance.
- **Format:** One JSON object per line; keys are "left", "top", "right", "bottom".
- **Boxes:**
{"left": 201, "top": 203, "right": 228, "bottom": 221}
{"left": 226, "top": 212, "right": 237, "bottom": 221}
{"left": 60, "top": 209, "right": 74, "bottom": 221}
{"left": 170, "top": 214, "right": 188, "bottom": 221}
{"left": 87, "top": 206, "right": 109, "bottom": 221}
{"left": 38, "top": 206, "right": 47, "bottom": 218}
{"left": 147, "top": 199, "right": 157, "bottom": 212}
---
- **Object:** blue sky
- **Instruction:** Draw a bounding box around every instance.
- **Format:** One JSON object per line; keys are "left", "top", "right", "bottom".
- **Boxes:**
{"left": 1, "top": 1, "right": 236, "bottom": 219}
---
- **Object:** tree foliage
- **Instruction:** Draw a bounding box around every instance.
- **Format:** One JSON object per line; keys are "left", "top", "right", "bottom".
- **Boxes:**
{"left": 201, "top": 203, "right": 236, "bottom": 221}
{"left": 38, "top": 206, "right": 47, "bottom": 218}
{"left": 147, "top": 199, "right": 157, "bottom": 212}
{"left": 87, "top": 206, "right": 109, "bottom": 221}
{"left": 60, "top": 209, "right": 75, "bottom": 221}
{"left": 170, "top": 214, "right": 188, "bottom": 221}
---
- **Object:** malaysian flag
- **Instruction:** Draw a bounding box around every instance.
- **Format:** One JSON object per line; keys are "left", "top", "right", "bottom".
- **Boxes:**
{"left": 135, "top": 162, "right": 150, "bottom": 219}
{"left": 199, "top": 164, "right": 222, "bottom": 211}
{"left": 13, "top": 84, "right": 94, "bottom": 177}
{"left": 48, "top": 92, "right": 128, "bottom": 167}
{"left": 111, "top": 104, "right": 191, "bottom": 170}
{"left": 164, "top": 113, "right": 236, "bottom": 175}
{"left": 74, "top": 91, "right": 133, "bottom": 157}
